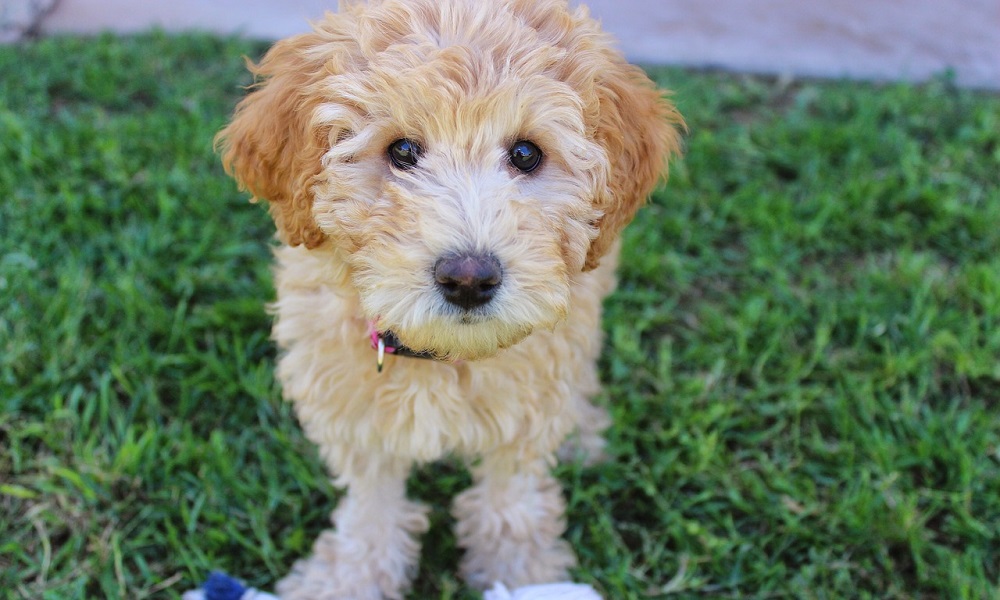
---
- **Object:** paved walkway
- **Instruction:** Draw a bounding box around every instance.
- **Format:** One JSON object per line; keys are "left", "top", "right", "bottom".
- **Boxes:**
{"left": 3, "top": 0, "right": 998, "bottom": 88}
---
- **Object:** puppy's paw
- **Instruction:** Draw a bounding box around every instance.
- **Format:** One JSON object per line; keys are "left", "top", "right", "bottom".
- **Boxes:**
{"left": 454, "top": 475, "right": 577, "bottom": 590}
{"left": 460, "top": 535, "right": 577, "bottom": 590}
{"left": 275, "top": 530, "right": 413, "bottom": 600}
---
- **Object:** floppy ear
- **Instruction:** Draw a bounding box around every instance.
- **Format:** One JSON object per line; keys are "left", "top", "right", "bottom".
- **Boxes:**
{"left": 584, "top": 62, "right": 684, "bottom": 270}
{"left": 215, "top": 31, "right": 337, "bottom": 249}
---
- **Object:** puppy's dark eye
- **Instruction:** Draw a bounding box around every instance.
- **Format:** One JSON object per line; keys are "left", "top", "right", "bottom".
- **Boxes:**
{"left": 388, "top": 138, "right": 421, "bottom": 170}
{"left": 509, "top": 140, "right": 542, "bottom": 173}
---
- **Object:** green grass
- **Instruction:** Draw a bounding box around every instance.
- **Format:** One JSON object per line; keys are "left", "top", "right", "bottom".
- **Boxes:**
{"left": 2, "top": 32, "right": 999, "bottom": 599}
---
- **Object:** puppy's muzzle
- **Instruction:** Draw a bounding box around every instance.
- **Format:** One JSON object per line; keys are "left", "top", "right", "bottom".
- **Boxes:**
{"left": 434, "top": 253, "right": 503, "bottom": 310}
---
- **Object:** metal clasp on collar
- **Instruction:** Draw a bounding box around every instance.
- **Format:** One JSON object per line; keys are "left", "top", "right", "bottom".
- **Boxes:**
{"left": 376, "top": 334, "right": 387, "bottom": 373}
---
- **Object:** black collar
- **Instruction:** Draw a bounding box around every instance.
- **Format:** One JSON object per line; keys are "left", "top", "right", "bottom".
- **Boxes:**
{"left": 372, "top": 329, "right": 435, "bottom": 372}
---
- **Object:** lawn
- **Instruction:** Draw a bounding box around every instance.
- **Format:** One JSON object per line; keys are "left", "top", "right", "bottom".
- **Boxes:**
{"left": 1, "top": 32, "right": 999, "bottom": 600}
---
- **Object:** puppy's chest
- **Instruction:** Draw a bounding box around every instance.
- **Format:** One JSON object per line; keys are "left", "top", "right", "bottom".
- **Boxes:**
{"left": 281, "top": 320, "right": 579, "bottom": 465}
{"left": 347, "top": 361, "right": 556, "bottom": 462}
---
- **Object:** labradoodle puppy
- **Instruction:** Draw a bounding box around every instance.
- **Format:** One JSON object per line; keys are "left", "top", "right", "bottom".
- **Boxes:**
{"left": 217, "top": 0, "right": 683, "bottom": 597}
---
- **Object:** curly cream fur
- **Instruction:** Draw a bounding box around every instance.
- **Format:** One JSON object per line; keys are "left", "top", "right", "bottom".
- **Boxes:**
{"left": 217, "top": 0, "right": 682, "bottom": 597}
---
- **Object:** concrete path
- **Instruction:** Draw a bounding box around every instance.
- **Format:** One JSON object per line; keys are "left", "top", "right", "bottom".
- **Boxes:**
{"left": 4, "top": 0, "right": 998, "bottom": 89}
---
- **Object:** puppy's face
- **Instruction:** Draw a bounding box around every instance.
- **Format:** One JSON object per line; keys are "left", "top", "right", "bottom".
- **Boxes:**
{"left": 312, "top": 48, "right": 607, "bottom": 360}
{"left": 218, "top": 0, "right": 682, "bottom": 360}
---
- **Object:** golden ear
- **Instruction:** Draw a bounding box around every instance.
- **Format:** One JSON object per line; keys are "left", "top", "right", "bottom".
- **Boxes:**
{"left": 215, "top": 32, "right": 335, "bottom": 249}
{"left": 584, "top": 62, "right": 684, "bottom": 270}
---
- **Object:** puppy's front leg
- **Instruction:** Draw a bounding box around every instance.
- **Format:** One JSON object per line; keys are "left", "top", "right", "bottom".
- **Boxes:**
{"left": 277, "top": 453, "right": 429, "bottom": 600}
{"left": 453, "top": 451, "right": 576, "bottom": 589}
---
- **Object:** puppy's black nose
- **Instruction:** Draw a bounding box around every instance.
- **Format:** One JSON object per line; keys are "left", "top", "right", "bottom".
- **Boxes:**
{"left": 434, "top": 253, "right": 503, "bottom": 310}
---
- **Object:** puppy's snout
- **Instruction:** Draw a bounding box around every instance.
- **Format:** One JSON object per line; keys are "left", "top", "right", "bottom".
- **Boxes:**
{"left": 434, "top": 253, "right": 503, "bottom": 310}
